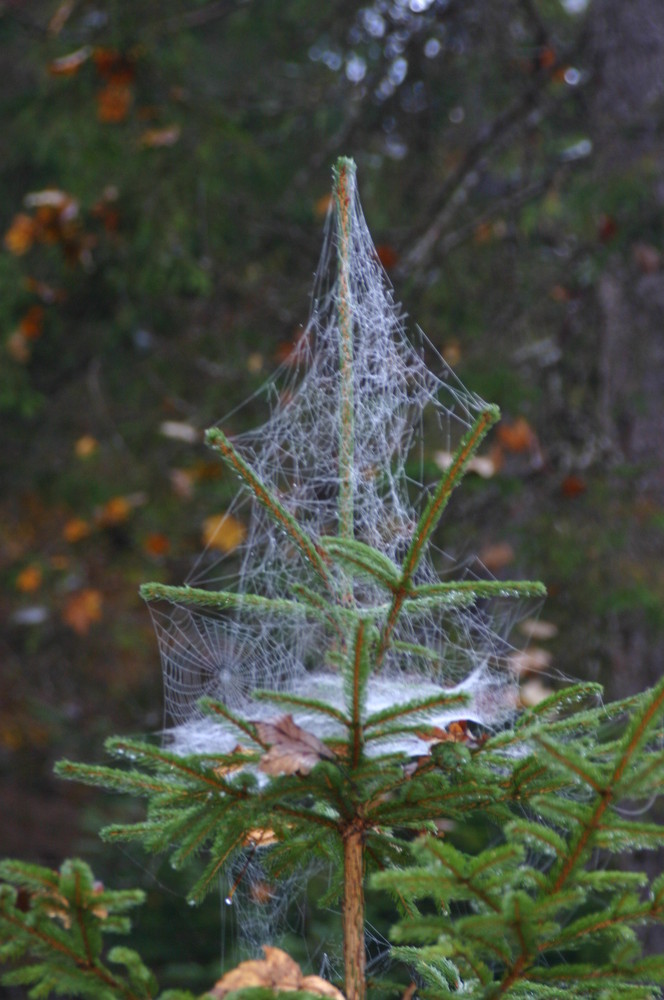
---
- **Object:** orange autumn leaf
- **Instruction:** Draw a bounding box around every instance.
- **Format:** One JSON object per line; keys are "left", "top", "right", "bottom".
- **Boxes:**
{"left": 496, "top": 416, "right": 536, "bottom": 453}
{"left": 48, "top": 46, "right": 92, "bottom": 76}
{"left": 143, "top": 532, "right": 170, "bottom": 557}
{"left": 97, "top": 495, "right": 131, "bottom": 526}
{"left": 19, "top": 306, "right": 45, "bottom": 341}
{"left": 62, "top": 588, "right": 103, "bottom": 634}
{"left": 93, "top": 49, "right": 136, "bottom": 85}
{"left": 139, "top": 125, "right": 181, "bottom": 148}
{"left": 16, "top": 564, "right": 43, "bottom": 593}
{"left": 314, "top": 193, "right": 333, "bottom": 218}
{"left": 561, "top": 474, "right": 587, "bottom": 498}
{"left": 202, "top": 512, "right": 246, "bottom": 553}
{"left": 4, "top": 214, "right": 37, "bottom": 255}
{"left": 63, "top": 518, "right": 91, "bottom": 543}
{"left": 97, "top": 83, "right": 133, "bottom": 123}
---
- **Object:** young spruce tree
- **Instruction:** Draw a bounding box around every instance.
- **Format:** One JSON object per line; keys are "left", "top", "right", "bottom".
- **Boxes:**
{"left": 1, "top": 158, "right": 664, "bottom": 1000}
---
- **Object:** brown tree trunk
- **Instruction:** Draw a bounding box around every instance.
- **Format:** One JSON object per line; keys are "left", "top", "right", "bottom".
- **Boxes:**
{"left": 342, "top": 825, "right": 365, "bottom": 1000}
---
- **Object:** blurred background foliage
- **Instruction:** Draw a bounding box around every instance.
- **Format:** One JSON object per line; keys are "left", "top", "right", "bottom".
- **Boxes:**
{"left": 1, "top": 0, "right": 664, "bottom": 991}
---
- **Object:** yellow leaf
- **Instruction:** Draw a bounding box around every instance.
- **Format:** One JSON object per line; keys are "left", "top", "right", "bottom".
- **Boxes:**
{"left": 202, "top": 513, "right": 246, "bottom": 553}
{"left": 4, "top": 214, "right": 36, "bottom": 255}
{"left": 74, "top": 435, "right": 98, "bottom": 458}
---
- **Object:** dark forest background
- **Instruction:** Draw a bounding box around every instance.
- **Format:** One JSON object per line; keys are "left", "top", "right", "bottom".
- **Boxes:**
{"left": 1, "top": 0, "right": 664, "bottom": 991}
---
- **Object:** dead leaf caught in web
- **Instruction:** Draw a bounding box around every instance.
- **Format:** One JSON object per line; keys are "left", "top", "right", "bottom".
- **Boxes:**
{"left": 209, "top": 945, "right": 344, "bottom": 998}
{"left": 255, "top": 714, "right": 337, "bottom": 775}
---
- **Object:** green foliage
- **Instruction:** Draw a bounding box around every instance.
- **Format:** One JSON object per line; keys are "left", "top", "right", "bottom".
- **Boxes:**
{"left": 376, "top": 676, "right": 664, "bottom": 997}
{"left": 3, "top": 152, "right": 664, "bottom": 1000}
{"left": 0, "top": 857, "right": 174, "bottom": 999}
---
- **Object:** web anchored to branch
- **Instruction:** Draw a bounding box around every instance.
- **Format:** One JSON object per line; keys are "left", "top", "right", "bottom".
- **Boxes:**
{"left": 141, "top": 157, "right": 543, "bottom": 763}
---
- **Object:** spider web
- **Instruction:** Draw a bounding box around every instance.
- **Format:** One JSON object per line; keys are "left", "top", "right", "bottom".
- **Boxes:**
{"left": 147, "top": 162, "right": 522, "bottom": 760}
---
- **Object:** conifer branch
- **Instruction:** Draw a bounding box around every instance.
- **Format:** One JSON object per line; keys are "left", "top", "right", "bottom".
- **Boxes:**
{"left": 376, "top": 406, "right": 500, "bottom": 664}
{"left": 333, "top": 156, "right": 356, "bottom": 549}
{"left": 205, "top": 426, "right": 333, "bottom": 589}
{"left": 350, "top": 621, "right": 366, "bottom": 768}
{"left": 140, "top": 580, "right": 329, "bottom": 619}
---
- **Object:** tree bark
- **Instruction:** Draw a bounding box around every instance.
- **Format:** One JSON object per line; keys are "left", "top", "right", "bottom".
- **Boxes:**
{"left": 342, "top": 825, "right": 365, "bottom": 1000}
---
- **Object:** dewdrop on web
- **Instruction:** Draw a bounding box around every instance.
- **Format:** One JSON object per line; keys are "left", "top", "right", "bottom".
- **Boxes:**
{"left": 142, "top": 157, "right": 542, "bottom": 769}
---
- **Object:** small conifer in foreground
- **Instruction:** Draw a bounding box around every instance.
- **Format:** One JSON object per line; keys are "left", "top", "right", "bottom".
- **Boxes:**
{"left": 1, "top": 158, "right": 663, "bottom": 1000}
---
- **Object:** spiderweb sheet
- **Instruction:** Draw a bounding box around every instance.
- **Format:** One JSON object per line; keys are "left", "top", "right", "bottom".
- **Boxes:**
{"left": 146, "top": 162, "right": 522, "bottom": 761}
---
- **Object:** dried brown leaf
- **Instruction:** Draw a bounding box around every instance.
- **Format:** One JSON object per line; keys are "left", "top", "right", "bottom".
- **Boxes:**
{"left": 518, "top": 618, "right": 558, "bottom": 641}
{"left": 301, "top": 974, "right": 346, "bottom": 998}
{"left": 519, "top": 677, "right": 555, "bottom": 707}
{"left": 209, "top": 946, "right": 344, "bottom": 998}
{"left": 434, "top": 450, "right": 497, "bottom": 479}
{"left": 508, "top": 647, "right": 552, "bottom": 677}
{"left": 255, "top": 714, "right": 336, "bottom": 775}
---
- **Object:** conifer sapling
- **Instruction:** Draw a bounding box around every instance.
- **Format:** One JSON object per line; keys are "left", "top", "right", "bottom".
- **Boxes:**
{"left": 1, "top": 158, "right": 663, "bottom": 1000}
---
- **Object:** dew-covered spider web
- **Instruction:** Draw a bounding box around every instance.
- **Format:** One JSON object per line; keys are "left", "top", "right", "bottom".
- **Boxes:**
{"left": 146, "top": 160, "right": 528, "bottom": 761}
